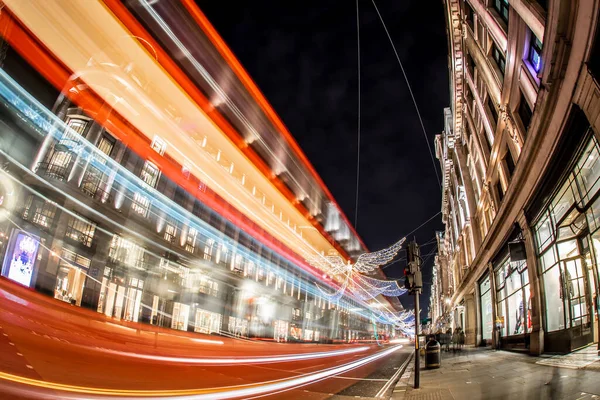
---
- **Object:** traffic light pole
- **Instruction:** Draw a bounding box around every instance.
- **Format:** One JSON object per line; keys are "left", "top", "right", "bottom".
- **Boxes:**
{"left": 405, "top": 240, "right": 422, "bottom": 390}
{"left": 414, "top": 289, "right": 420, "bottom": 389}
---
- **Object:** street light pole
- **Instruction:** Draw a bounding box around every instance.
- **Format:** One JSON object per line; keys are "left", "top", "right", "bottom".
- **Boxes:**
{"left": 414, "top": 287, "right": 420, "bottom": 389}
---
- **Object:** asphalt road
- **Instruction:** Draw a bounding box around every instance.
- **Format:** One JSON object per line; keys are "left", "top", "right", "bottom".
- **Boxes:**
{"left": 0, "top": 278, "right": 410, "bottom": 399}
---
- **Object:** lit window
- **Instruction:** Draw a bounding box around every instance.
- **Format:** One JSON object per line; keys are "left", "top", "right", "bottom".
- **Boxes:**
{"left": 204, "top": 238, "right": 215, "bottom": 260}
{"left": 23, "top": 196, "right": 56, "bottom": 229}
{"left": 164, "top": 220, "right": 177, "bottom": 243}
{"left": 65, "top": 214, "right": 97, "bottom": 247}
{"left": 528, "top": 35, "right": 543, "bottom": 73}
{"left": 108, "top": 235, "right": 145, "bottom": 268}
{"left": 131, "top": 192, "right": 150, "bottom": 217}
{"left": 492, "top": 44, "right": 506, "bottom": 74}
{"left": 140, "top": 161, "right": 160, "bottom": 188}
{"left": 185, "top": 227, "right": 197, "bottom": 253}
{"left": 151, "top": 136, "right": 167, "bottom": 155}
{"left": 494, "top": 0, "right": 509, "bottom": 24}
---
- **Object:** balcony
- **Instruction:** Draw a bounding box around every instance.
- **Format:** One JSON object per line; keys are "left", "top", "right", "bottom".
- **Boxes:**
{"left": 36, "top": 161, "right": 70, "bottom": 181}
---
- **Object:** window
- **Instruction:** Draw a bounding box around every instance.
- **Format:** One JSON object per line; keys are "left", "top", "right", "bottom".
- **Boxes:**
{"left": 96, "top": 135, "right": 115, "bottom": 157}
{"left": 140, "top": 161, "right": 160, "bottom": 188}
{"left": 518, "top": 92, "right": 533, "bottom": 132}
{"left": 23, "top": 196, "right": 57, "bottom": 229}
{"left": 496, "top": 180, "right": 504, "bottom": 202}
{"left": 493, "top": 0, "right": 509, "bottom": 24}
{"left": 82, "top": 135, "right": 115, "bottom": 200}
{"left": 466, "top": 52, "right": 475, "bottom": 77}
{"left": 151, "top": 136, "right": 167, "bottom": 155}
{"left": 66, "top": 118, "right": 88, "bottom": 137}
{"left": 528, "top": 35, "right": 543, "bottom": 73}
{"left": 108, "top": 235, "right": 145, "bottom": 268}
{"left": 131, "top": 192, "right": 151, "bottom": 217}
{"left": 487, "top": 97, "right": 498, "bottom": 126}
{"left": 504, "top": 150, "right": 516, "bottom": 177}
{"left": 465, "top": 2, "right": 475, "bottom": 31}
{"left": 492, "top": 44, "right": 506, "bottom": 74}
{"left": 65, "top": 214, "right": 96, "bottom": 247}
{"left": 204, "top": 238, "right": 215, "bottom": 261}
{"left": 185, "top": 227, "right": 197, "bottom": 253}
{"left": 164, "top": 220, "right": 177, "bottom": 243}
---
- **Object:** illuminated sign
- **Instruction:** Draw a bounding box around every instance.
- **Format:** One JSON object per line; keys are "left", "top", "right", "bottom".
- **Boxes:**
{"left": 5, "top": 232, "right": 39, "bottom": 287}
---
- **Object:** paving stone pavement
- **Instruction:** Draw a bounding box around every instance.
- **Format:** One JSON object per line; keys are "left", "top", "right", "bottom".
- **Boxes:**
{"left": 391, "top": 346, "right": 600, "bottom": 400}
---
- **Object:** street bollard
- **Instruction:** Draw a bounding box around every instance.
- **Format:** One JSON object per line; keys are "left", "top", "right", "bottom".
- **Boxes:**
{"left": 425, "top": 338, "right": 441, "bottom": 369}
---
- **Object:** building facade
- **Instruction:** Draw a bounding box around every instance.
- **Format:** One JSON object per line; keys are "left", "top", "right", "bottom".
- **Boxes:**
{"left": 436, "top": 0, "right": 600, "bottom": 354}
{"left": 0, "top": 1, "right": 401, "bottom": 343}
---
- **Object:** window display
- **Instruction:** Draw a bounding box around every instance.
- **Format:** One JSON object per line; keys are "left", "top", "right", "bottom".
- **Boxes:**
{"left": 4, "top": 232, "right": 39, "bottom": 287}
{"left": 494, "top": 258, "right": 530, "bottom": 337}
{"left": 479, "top": 276, "right": 493, "bottom": 340}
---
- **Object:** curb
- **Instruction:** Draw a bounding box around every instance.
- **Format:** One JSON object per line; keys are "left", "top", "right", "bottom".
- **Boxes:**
{"left": 387, "top": 350, "right": 414, "bottom": 399}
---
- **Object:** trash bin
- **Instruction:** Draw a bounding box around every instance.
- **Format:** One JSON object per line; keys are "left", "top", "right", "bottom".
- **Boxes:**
{"left": 425, "top": 338, "right": 441, "bottom": 369}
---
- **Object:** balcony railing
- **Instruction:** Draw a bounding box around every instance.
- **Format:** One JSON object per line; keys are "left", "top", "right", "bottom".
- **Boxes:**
{"left": 36, "top": 162, "right": 69, "bottom": 181}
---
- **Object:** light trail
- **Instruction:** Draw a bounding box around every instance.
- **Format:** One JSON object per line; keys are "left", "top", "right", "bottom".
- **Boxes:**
{"left": 0, "top": 345, "right": 403, "bottom": 399}
{"left": 87, "top": 345, "right": 369, "bottom": 365}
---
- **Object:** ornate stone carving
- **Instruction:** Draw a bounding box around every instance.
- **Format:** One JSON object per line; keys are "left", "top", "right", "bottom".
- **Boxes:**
{"left": 499, "top": 104, "right": 520, "bottom": 145}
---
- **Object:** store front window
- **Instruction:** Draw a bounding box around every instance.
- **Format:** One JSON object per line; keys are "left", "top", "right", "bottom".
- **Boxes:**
{"left": 495, "top": 258, "right": 531, "bottom": 336}
{"left": 193, "top": 308, "right": 221, "bottom": 334}
{"left": 54, "top": 249, "right": 91, "bottom": 306}
{"left": 479, "top": 276, "right": 493, "bottom": 340}
{"left": 532, "top": 134, "right": 599, "bottom": 350}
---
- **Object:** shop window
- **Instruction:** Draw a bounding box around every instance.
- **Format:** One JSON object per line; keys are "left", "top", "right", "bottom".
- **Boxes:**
{"left": 573, "top": 138, "right": 600, "bottom": 206}
{"left": 493, "top": 0, "right": 509, "bottom": 24}
{"left": 479, "top": 277, "right": 493, "bottom": 340}
{"left": 65, "top": 214, "right": 96, "bottom": 247}
{"left": 495, "top": 258, "right": 531, "bottom": 336}
{"left": 22, "top": 196, "right": 57, "bottom": 229}
{"left": 535, "top": 213, "right": 554, "bottom": 253}
{"left": 491, "top": 43, "right": 506, "bottom": 75}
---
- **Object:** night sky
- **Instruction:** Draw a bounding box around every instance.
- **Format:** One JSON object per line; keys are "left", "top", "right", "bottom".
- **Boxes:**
{"left": 198, "top": 0, "right": 449, "bottom": 315}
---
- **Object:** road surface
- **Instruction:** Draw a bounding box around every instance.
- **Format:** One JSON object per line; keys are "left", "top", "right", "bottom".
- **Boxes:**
{"left": 0, "top": 278, "right": 411, "bottom": 399}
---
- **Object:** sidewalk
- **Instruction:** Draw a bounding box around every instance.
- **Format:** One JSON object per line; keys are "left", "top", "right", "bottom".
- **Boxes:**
{"left": 391, "top": 346, "right": 600, "bottom": 400}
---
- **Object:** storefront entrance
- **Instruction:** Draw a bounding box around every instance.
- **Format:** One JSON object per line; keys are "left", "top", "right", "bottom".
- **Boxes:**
{"left": 98, "top": 274, "right": 144, "bottom": 322}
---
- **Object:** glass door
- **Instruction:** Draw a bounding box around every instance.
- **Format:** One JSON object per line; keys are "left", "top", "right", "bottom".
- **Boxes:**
{"left": 561, "top": 255, "right": 594, "bottom": 347}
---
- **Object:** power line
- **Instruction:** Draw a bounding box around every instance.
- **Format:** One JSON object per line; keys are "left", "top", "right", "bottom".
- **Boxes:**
{"left": 402, "top": 211, "right": 441, "bottom": 239}
{"left": 370, "top": 0, "right": 442, "bottom": 191}
{"left": 354, "top": 0, "right": 362, "bottom": 230}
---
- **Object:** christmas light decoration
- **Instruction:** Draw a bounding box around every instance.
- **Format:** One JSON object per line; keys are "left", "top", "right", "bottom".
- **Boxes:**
{"left": 307, "top": 238, "right": 408, "bottom": 321}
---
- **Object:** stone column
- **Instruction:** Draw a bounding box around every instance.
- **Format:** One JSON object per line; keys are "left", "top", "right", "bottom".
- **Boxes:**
{"left": 518, "top": 211, "right": 544, "bottom": 355}
{"left": 464, "top": 291, "right": 477, "bottom": 345}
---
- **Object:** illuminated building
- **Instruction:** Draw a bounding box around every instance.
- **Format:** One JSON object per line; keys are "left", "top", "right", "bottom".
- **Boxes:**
{"left": 437, "top": 0, "right": 600, "bottom": 354}
{"left": 0, "top": 1, "right": 401, "bottom": 342}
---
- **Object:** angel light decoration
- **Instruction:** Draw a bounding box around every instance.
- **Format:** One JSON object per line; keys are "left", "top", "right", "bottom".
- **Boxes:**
{"left": 306, "top": 237, "right": 408, "bottom": 302}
